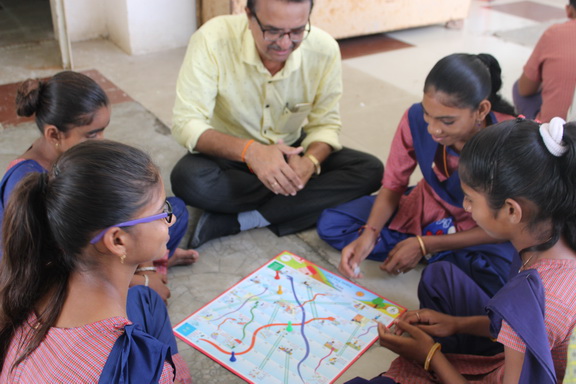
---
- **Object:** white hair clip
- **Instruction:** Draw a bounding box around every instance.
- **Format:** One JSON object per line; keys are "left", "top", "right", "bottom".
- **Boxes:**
{"left": 539, "top": 117, "right": 567, "bottom": 157}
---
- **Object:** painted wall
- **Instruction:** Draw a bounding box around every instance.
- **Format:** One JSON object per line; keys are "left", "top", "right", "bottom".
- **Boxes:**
{"left": 62, "top": 0, "right": 196, "bottom": 55}
{"left": 104, "top": 0, "right": 131, "bottom": 54}
{"left": 63, "top": 0, "right": 107, "bottom": 41}
{"left": 125, "top": 0, "right": 196, "bottom": 55}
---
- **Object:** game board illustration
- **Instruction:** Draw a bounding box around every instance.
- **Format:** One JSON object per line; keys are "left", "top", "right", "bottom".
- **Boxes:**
{"left": 174, "top": 251, "right": 406, "bottom": 384}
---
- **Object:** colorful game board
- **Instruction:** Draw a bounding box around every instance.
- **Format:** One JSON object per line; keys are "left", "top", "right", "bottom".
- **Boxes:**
{"left": 174, "top": 251, "right": 406, "bottom": 384}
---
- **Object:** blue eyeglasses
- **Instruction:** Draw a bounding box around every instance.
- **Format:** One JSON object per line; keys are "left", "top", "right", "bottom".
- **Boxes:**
{"left": 90, "top": 200, "right": 173, "bottom": 244}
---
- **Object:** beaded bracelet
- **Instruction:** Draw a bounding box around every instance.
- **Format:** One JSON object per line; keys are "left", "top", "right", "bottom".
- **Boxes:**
{"left": 358, "top": 225, "right": 381, "bottom": 244}
{"left": 424, "top": 342, "right": 442, "bottom": 371}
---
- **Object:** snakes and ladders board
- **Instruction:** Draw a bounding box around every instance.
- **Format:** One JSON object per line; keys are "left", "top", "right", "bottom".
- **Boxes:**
{"left": 174, "top": 251, "right": 406, "bottom": 384}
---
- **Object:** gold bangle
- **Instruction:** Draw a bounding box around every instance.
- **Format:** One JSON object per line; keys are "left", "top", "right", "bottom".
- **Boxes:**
{"left": 424, "top": 342, "right": 442, "bottom": 371}
{"left": 416, "top": 235, "right": 428, "bottom": 256}
{"left": 305, "top": 153, "right": 321, "bottom": 175}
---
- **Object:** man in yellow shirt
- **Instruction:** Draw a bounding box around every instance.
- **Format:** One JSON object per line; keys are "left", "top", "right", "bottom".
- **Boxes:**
{"left": 171, "top": 0, "right": 383, "bottom": 247}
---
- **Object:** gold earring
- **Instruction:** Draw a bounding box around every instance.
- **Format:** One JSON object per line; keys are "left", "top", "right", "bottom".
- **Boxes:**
{"left": 55, "top": 142, "right": 59, "bottom": 148}
{"left": 120, "top": 254, "right": 126, "bottom": 264}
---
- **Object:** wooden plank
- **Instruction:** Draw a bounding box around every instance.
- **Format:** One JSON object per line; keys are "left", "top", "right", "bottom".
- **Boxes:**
{"left": 201, "top": 0, "right": 471, "bottom": 39}
{"left": 201, "top": 0, "right": 233, "bottom": 25}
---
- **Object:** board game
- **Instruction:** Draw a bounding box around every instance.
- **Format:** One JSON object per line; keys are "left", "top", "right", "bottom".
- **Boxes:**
{"left": 174, "top": 251, "right": 406, "bottom": 384}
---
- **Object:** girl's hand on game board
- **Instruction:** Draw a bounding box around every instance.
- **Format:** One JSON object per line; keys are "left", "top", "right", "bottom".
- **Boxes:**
{"left": 339, "top": 235, "right": 376, "bottom": 279}
{"left": 399, "top": 309, "right": 460, "bottom": 338}
{"left": 378, "top": 320, "right": 435, "bottom": 365}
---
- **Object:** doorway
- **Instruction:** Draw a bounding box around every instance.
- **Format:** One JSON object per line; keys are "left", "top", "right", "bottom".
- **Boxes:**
{"left": 0, "top": 0, "right": 71, "bottom": 68}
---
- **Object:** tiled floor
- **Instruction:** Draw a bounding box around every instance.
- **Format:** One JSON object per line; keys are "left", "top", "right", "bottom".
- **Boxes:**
{"left": 0, "top": 0, "right": 569, "bottom": 382}
{"left": 487, "top": 0, "right": 565, "bottom": 21}
{"left": 338, "top": 34, "right": 413, "bottom": 60}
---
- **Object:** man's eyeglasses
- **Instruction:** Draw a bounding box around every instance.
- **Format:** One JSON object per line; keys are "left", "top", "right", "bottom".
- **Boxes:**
{"left": 90, "top": 199, "right": 173, "bottom": 244}
{"left": 252, "top": 13, "right": 311, "bottom": 43}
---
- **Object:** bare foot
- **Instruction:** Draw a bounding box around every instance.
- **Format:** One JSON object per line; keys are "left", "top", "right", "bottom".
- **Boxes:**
{"left": 167, "top": 248, "right": 200, "bottom": 268}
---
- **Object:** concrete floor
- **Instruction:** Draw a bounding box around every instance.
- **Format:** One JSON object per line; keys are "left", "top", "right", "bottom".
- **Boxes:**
{"left": 0, "top": 0, "right": 567, "bottom": 382}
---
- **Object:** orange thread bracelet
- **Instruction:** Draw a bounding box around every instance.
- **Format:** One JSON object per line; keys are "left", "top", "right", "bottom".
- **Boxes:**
{"left": 358, "top": 225, "right": 381, "bottom": 244}
{"left": 241, "top": 139, "right": 255, "bottom": 163}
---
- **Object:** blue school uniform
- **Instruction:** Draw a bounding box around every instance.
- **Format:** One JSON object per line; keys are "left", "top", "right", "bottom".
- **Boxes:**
{"left": 99, "top": 286, "right": 177, "bottom": 383}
